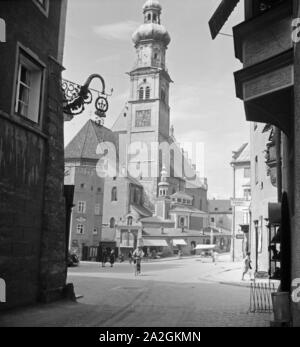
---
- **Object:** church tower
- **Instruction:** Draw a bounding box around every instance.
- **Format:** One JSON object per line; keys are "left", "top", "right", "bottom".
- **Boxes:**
{"left": 126, "top": 0, "right": 173, "bottom": 210}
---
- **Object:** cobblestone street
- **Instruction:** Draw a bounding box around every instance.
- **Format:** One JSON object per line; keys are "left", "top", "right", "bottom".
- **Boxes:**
{"left": 0, "top": 258, "right": 272, "bottom": 327}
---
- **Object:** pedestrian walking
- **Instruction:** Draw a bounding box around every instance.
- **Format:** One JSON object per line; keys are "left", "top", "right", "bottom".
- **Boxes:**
{"left": 109, "top": 250, "right": 115, "bottom": 267}
{"left": 133, "top": 246, "right": 144, "bottom": 276}
{"left": 242, "top": 252, "right": 252, "bottom": 280}
{"left": 212, "top": 250, "right": 218, "bottom": 263}
{"left": 128, "top": 251, "right": 133, "bottom": 264}
{"left": 101, "top": 249, "right": 107, "bottom": 267}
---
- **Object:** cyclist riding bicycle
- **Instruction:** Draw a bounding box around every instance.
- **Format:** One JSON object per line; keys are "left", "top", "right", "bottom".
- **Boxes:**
{"left": 132, "top": 246, "right": 144, "bottom": 276}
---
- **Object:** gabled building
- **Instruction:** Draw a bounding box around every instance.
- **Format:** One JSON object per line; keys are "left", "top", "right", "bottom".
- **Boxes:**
{"left": 231, "top": 143, "right": 251, "bottom": 261}
{"left": 64, "top": 120, "right": 118, "bottom": 260}
{"left": 0, "top": 0, "right": 68, "bottom": 309}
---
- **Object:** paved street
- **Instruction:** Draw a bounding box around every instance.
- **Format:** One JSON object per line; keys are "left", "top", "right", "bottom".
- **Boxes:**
{"left": 0, "top": 258, "right": 272, "bottom": 327}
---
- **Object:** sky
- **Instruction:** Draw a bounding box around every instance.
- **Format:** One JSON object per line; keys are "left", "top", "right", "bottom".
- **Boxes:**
{"left": 63, "top": 0, "right": 249, "bottom": 199}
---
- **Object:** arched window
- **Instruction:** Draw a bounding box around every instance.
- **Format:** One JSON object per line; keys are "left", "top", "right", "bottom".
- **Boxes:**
{"left": 153, "top": 14, "right": 157, "bottom": 22}
{"left": 139, "top": 87, "right": 144, "bottom": 100}
{"left": 145, "top": 86, "right": 150, "bottom": 99}
{"left": 147, "top": 13, "right": 151, "bottom": 21}
{"left": 110, "top": 218, "right": 115, "bottom": 228}
{"left": 127, "top": 216, "right": 133, "bottom": 226}
{"left": 111, "top": 187, "right": 117, "bottom": 201}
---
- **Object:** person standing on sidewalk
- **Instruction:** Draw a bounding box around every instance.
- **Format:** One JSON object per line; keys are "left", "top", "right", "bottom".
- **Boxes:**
{"left": 101, "top": 249, "right": 107, "bottom": 268}
{"left": 242, "top": 252, "right": 252, "bottom": 280}
{"left": 109, "top": 250, "right": 115, "bottom": 268}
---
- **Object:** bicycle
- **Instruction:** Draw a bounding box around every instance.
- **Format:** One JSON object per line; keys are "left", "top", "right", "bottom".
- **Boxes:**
{"left": 133, "top": 257, "right": 142, "bottom": 276}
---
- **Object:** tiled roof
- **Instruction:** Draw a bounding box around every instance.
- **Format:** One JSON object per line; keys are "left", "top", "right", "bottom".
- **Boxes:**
{"left": 171, "top": 191, "right": 193, "bottom": 200}
{"left": 231, "top": 143, "right": 250, "bottom": 163}
{"left": 170, "top": 206, "right": 207, "bottom": 214}
{"left": 131, "top": 204, "right": 152, "bottom": 218}
{"left": 65, "top": 120, "right": 118, "bottom": 160}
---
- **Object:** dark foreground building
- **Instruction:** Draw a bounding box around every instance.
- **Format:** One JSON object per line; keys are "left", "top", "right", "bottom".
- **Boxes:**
{"left": 209, "top": 0, "right": 300, "bottom": 326}
{"left": 0, "top": 0, "right": 68, "bottom": 309}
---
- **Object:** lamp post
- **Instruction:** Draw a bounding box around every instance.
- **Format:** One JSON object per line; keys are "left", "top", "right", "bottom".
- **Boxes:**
{"left": 62, "top": 74, "right": 112, "bottom": 122}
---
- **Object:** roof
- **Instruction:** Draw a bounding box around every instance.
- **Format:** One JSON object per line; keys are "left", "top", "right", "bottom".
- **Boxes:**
{"left": 140, "top": 216, "right": 174, "bottom": 224}
{"left": 208, "top": 199, "right": 232, "bottom": 214}
{"left": 142, "top": 228, "right": 209, "bottom": 238}
{"left": 111, "top": 105, "right": 128, "bottom": 133}
{"left": 171, "top": 191, "right": 193, "bottom": 200}
{"left": 131, "top": 204, "right": 152, "bottom": 218}
{"left": 231, "top": 143, "right": 250, "bottom": 164}
{"left": 170, "top": 206, "right": 207, "bottom": 214}
{"left": 65, "top": 120, "right": 118, "bottom": 161}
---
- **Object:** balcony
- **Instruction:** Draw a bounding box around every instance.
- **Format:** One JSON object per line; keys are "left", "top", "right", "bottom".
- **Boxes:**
{"left": 233, "top": 1, "right": 293, "bottom": 135}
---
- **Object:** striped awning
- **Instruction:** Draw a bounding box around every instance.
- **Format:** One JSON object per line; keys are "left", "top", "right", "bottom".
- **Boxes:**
{"left": 172, "top": 239, "right": 187, "bottom": 246}
{"left": 142, "top": 239, "right": 168, "bottom": 247}
{"left": 209, "top": 0, "right": 240, "bottom": 39}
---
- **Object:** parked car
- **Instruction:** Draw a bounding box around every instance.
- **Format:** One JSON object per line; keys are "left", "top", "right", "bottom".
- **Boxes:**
{"left": 67, "top": 252, "right": 80, "bottom": 267}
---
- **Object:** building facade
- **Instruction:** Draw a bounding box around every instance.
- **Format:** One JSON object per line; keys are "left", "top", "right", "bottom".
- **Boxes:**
{"left": 0, "top": 0, "right": 68, "bottom": 309}
{"left": 209, "top": 0, "right": 300, "bottom": 325}
{"left": 250, "top": 123, "right": 278, "bottom": 273}
{"left": 231, "top": 143, "right": 251, "bottom": 261}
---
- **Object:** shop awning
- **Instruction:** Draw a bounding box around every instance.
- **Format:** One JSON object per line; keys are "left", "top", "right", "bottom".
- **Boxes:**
{"left": 195, "top": 244, "right": 216, "bottom": 250}
{"left": 209, "top": 0, "right": 240, "bottom": 39}
{"left": 172, "top": 239, "right": 187, "bottom": 246}
{"left": 142, "top": 239, "right": 168, "bottom": 247}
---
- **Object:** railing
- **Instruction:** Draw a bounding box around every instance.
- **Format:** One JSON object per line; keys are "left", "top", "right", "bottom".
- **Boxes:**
{"left": 249, "top": 280, "right": 278, "bottom": 313}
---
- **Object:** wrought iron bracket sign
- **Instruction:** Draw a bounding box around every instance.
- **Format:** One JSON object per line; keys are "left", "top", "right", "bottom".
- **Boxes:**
{"left": 62, "top": 74, "right": 112, "bottom": 120}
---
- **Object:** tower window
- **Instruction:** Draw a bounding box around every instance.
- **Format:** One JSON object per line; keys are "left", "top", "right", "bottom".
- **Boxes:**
{"left": 153, "top": 14, "right": 157, "bottom": 22}
{"left": 110, "top": 218, "right": 115, "bottom": 228}
{"left": 148, "top": 13, "right": 151, "bottom": 21}
{"left": 145, "top": 86, "right": 150, "bottom": 99}
{"left": 111, "top": 187, "right": 117, "bottom": 201}
{"left": 139, "top": 87, "right": 144, "bottom": 100}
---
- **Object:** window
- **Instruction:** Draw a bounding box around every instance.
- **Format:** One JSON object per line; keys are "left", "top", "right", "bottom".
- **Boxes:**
{"left": 255, "top": 156, "right": 259, "bottom": 185}
{"left": 110, "top": 218, "right": 115, "bottom": 228}
{"left": 76, "top": 224, "right": 84, "bottom": 235}
{"left": 80, "top": 183, "right": 85, "bottom": 189}
{"left": 147, "top": 13, "right": 151, "bottom": 21}
{"left": 211, "top": 217, "right": 215, "bottom": 223}
{"left": 139, "top": 87, "right": 144, "bottom": 100}
{"left": 95, "top": 204, "right": 101, "bottom": 215}
{"left": 153, "top": 14, "right": 157, "bottom": 22}
{"left": 97, "top": 187, "right": 101, "bottom": 193}
{"left": 145, "top": 86, "right": 151, "bottom": 99}
{"left": 15, "top": 51, "right": 44, "bottom": 123}
{"left": 127, "top": 217, "right": 133, "bottom": 226}
{"left": 244, "top": 189, "right": 251, "bottom": 200}
{"left": 111, "top": 187, "right": 117, "bottom": 201}
{"left": 179, "top": 217, "right": 185, "bottom": 227}
{"left": 93, "top": 228, "right": 98, "bottom": 235}
{"left": 78, "top": 201, "right": 86, "bottom": 213}
{"left": 244, "top": 168, "right": 251, "bottom": 178}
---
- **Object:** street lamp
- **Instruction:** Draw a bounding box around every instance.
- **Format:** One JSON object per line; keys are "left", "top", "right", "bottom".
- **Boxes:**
{"left": 62, "top": 74, "right": 113, "bottom": 122}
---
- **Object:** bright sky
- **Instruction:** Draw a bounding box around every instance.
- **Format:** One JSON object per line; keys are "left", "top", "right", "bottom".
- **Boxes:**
{"left": 63, "top": 0, "right": 249, "bottom": 199}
